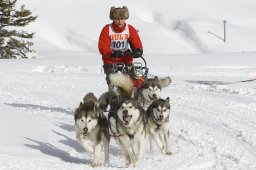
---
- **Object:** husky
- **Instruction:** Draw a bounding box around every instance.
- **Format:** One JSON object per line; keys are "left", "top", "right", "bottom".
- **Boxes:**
{"left": 146, "top": 97, "right": 172, "bottom": 155}
{"left": 109, "top": 98, "right": 147, "bottom": 167}
{"left": 74, "top": 93, "right": 110, "bottom": 167}
{"left": 98, "top": 73, "right": 134, "bottom": 112}
{"left": 136, "top": 76, "right": 171, "bottom": 111}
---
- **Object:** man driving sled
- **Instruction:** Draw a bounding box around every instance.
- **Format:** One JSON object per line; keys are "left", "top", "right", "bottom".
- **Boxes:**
{"left": 98, "top": 6, "right": 144, "bottom": 87}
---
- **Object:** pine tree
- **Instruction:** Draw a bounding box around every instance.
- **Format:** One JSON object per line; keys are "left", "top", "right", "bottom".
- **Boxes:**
{"left": 0, "top": 0, "right": 37, "bottom": 59}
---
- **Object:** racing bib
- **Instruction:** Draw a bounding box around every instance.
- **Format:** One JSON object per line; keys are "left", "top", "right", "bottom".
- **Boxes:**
{"left": 109, "top": 24, "right": 130, "bottom": 51}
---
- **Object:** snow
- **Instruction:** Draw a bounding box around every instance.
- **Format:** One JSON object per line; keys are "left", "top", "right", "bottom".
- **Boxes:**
{"left": 1, "top": 0, "right": 256, "bottom": 169}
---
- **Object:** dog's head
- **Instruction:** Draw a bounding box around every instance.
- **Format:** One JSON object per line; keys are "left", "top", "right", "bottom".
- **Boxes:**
{"left": 75, "top": 101, "right": 100, "bottom": 136}
{"left": 117, "top": 98, "right": 141, "bottom": 127}
{"left": 149, "top": 97, "right": 170, "bottom": 123}
{"left": 140, "top": 76, "right": 171, "bottom": 102}
{"left": 139, "top": 76, "right": 161, "bottom": 102}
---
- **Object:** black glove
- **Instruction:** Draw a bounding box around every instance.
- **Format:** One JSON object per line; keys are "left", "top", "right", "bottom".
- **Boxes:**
{"left": 133, "top": 48, "right": 143, "bottom": 58}
{"left": 110, "top": 50, "right": 124, "bottom": 58}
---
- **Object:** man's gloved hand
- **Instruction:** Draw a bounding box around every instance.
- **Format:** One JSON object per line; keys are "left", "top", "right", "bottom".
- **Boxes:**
{"left": 133, "top": 48, "right": 143, "bottom": 58}
{"left": 110, "top": 50, "right": 124, "bottom": 58}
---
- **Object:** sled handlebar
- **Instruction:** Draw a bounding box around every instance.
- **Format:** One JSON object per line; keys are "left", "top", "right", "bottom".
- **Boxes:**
{"left": 121, "top": 51, "right": 148, "bottom": 70}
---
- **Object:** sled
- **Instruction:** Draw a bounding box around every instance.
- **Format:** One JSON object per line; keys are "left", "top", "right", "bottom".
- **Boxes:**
{"left": 110, "top": 52, "right": 149, "bottom": 88}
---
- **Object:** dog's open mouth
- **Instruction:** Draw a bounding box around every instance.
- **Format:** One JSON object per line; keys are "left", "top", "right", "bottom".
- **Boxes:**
{"left": 148, "top": 95, "right": 157, "bottom": 101}
{"left": 123, "top": 115, "right": 132, "bottom": 125}
{"left": 157, "top": 117, "right": 163, "bottom": 121}
{"left": 83, "top": 131, "right": 88, "bottom": 136}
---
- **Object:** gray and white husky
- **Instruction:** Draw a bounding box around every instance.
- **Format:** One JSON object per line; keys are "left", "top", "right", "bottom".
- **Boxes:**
{"left": 146, "top": 97, "right": 172, "bottom": 155}
{"left": 109, "top": 98, "right": 147, "bottom": 167}
{"left": 136, "top": 76, "right": 171, "bottom": 111}
{"left": 98, "top": 73, "right": 134, "bottom": 112}
{"left": 74, "top": 93, "right": 110, "bottom": 167}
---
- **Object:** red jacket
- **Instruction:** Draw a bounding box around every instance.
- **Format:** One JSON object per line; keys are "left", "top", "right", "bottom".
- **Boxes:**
{"left": 98, "top": 22, "right": 143, "bottom": 65}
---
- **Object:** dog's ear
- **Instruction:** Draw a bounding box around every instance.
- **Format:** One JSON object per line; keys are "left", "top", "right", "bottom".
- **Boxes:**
{"left": 153, "top": 76, "right": 158, "bottom": 82}
{"left": 98, "top": 92, "right": 109, "bottom": 111}
{"left": 159, "top": 76, "right": 171, "bottom": 88}
{"left": 165, "top": 97, "right": 170, "bottom": 102}
{"left": 79, "top": 102, "right": 83, "bottom": 108}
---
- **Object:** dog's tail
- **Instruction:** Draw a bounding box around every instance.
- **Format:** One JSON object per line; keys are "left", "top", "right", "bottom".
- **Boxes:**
{"left": 109, "top": 73, "right": 134, "bottom": 97}
{"left": 159, "top": 76, "right": 172, "bottom": 88}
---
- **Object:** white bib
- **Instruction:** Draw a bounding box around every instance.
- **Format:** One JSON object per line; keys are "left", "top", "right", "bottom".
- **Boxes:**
{"left": 109, "top": 24, "right": 130, "bottom": 51}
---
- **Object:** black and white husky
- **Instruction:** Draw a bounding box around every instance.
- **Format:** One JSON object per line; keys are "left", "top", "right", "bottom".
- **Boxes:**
{"left": 74, "top": 93, "right": 110, "bottom": 167}
{"left": 146, "top": 97, "right": 172, "bottom": 155}
{"left": 136, "top": 76, "right": 171, "bottom": 111}
{"left": 109, "top": 98, "right": 147, "bottom": 167}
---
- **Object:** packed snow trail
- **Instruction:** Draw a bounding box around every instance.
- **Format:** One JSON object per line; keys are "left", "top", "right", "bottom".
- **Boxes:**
{"left": 0, "top": 55, "right": 256, "bottom": 169}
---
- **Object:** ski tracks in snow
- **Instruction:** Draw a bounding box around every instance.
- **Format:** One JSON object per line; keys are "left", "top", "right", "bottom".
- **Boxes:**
{"left": 0, "top": 64, "right": 256, "bottom": 169}
{"left": 168, "top": 78, "right": 256, "bottom": 169}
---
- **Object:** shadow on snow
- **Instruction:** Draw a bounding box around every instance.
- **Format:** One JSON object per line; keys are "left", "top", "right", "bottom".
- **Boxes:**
{"left": 5, "top": 103, "right": 73, "bottom": 115}
{"left": 24, "top": 137, "right": 89, "bottom": 164}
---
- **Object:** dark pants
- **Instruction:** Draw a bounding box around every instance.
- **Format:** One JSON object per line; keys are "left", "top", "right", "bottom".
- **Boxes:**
{"left": 103, "top": 64, "right": 113, "bottom": 85}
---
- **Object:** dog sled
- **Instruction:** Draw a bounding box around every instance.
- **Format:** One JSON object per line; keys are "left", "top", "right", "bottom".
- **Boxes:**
{"left": 110, "top": 51, "right": 149, "bottom": 88}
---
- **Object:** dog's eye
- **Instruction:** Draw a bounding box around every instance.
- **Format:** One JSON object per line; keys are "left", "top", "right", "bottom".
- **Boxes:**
{"left": 81, "top": 119, "right": 84, "bottom": 122}
{"left": 88, "top": 119, "right": 91, "bottom": 122}
{"left": 163, "top": 109, "right": 167, "bottom": 112}
{"left": 129, "top": 106, "right": 133, "bottom": 109}
{"left": 157, "top": 108, "right": 161, "bottom": 112}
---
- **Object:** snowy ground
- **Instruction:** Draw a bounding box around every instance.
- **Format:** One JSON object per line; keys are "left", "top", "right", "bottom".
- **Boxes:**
{"left": 0, "top": 52, "right": 256, "bottom": 170}
{"left": 1, "top": 0, "right": 256, "bottom": 169}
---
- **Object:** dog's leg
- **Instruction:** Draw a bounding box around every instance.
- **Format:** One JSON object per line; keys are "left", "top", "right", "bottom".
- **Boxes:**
{"left": 92, "top": 142, "right": 101, "bottom": 167}
{"left": 124, "top": 148, "right": 132, "bottom": 166}
{"left": 151, "top": 133, "right": 165, "bottom": 154}
{"left": 103, "top": 135, "right": 110, "bottom": 164}
{"left": 109, "top": 117, "right": 118, "bottom": 134}
{"left": 149, "top": 136, "right": 155, "bottom": 152}
{"left": 159, "top": 131, "right": 166, "bottom": 148}
{"left": 119, "top": 137, "right": 138, "bottom": 167}
{"left": 76, "top": 134, "right": 93, "bottom": 153}
{"left": 127, "top": 146, "right": 139, "bottom": 167}
{"left": 123, "top": 140, "right": 139, "bottom": 167}
{"left": 136, "top": 139, "right": 146, "bottom": 160}
{"left": 164, "top": 129, "right": 172, "bottom": 155}
{"left": 116, "top": 138, "right": 132, "bottom": 166}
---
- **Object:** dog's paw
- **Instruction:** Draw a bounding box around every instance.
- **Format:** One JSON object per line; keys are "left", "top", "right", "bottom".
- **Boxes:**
{"left": 104, "top": 159, "right": 110, "bottom": 165}
{"left": 125, "top": 158, "right": 132, "bottom": 166}
{"left": 87, "top": 147, "right": 94, "bottom": 153}
{"left": 166, "top": 151, "right": 172, "bottom": 155}
{"left": 133, "top": 161, "right": 140, "bottom": 167}
{"left": 161, "top": 145, "right": 166, "bottom": 154}
{"left": 125, "top": 161, "right": 132, "bottom": 166}
{"left": 91, "top": 161, "right": 100, "bottom": 167}
{"left": 125, "top": 163, "right": 133, "bottom": 168}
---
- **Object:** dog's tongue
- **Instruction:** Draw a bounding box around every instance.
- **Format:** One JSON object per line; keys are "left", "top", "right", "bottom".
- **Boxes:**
{"left": 123, "top": 115, "right": 132, "bottom": 124}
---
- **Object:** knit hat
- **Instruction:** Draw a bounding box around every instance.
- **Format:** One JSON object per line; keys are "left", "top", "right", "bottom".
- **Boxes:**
{"left": 109, "top": 6, "right": 129, "bottom": 20}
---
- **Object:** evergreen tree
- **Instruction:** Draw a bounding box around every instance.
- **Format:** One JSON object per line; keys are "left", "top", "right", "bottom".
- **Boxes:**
{"left": 0, "top": 0, "right": 37, "bottom": 59}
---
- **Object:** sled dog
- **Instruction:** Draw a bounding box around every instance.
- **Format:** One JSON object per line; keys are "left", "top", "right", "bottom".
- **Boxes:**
{"left": 98, "top": 73, "right": 134, "bottom": 112}
{"left": 137, "top": 76, "right": 171, "bottom": 111}
{"left": 75, "top": 93, "right": 110, "bottom": 167}
{"left": 146, "top": 97, "right": 172, "bottom": 155}
{"left": 109, "top": 98, "right": 147, "bottom": 167}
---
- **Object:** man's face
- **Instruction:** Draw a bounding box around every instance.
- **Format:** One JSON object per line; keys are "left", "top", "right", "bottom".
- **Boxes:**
{"left": 114, "top": 18, "right": 126, "bottom": 28}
